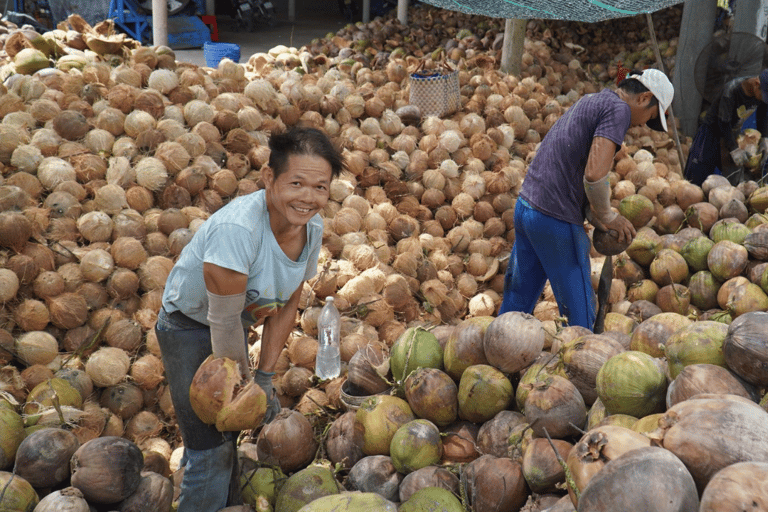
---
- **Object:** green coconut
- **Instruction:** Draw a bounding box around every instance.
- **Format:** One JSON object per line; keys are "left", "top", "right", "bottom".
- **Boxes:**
{"left": 0, "top": 471, "right": 39, "bottom": 511}
{"left": 241, "top": 466, "right": 286, "bottom": 509}
{"left": 625, "top": 227, "right": 661, "bottom": 266}
{"left": 0, "top": 407, "right": 25, "bottom": 470}
{"left": 632, "top": 413, "right": 665, "bottom": 434}
{"left": 596, "top": 351, "right": 667, "bottom": 417}
{"left": 297, "top": 492, "right": 396, "bottom": 512}
{"left": 398, "top": 487, "right": 464, "bottom": 512}
{"left": 595, "top": 413, "right": 638, "bottom": 429}
{"left": 680, "top": 236, "right": 714, "bottom": 273}
{"left": 22, "top": 378, "right": 83, "bottom": 417}
{"left": 389, "top": 327, "right": 443, "bottom": 384}
{"left": 665, "top": 321, "right": 728, "bottom": 379}
{"left": 275, "top": 465, "right": 340, "bottom": 512}
{"left": 618, "top": 194, "right": 655, "bottom": 229}
{"left": 586, "top": 398, "right": 607, "bottom": 430}
{"left": 709, "top": 218, "right": 752, "bottom": 245}
{"left": 726, "top": 282, "right": 768, "bottom": 318}
{"left": 389, "top": 419, "right": 442, "bottom": 474}
{"left": 14, "top": 48, "right": 50, "bottom": 75}
{"left": 688, "top": 271, "right": 721, "bottom": 311}
{"left": 353, "top": 395, "right": 414, "bottom": 456}
{"left": 457, "top": 364, "right": 513, "bottom": 423}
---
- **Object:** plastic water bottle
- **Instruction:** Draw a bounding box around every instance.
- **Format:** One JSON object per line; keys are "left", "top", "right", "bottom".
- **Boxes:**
{"left": 315, "top": 296, "right": 341, "bottom": 380}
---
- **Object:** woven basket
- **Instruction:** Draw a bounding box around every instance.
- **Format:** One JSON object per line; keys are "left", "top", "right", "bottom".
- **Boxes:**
{"left": 204, "top": 42, "right": 241, "bottom": 68}
{"left": 409, "top": 63, "right": 460, "bottom": 119}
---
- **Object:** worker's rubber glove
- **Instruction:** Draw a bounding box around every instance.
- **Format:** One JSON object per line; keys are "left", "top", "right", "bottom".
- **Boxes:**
{"left": 730, "top": 148, "right": 749, "bottom": 167}
{"left": 759, "top": 138, "right": 768, "bottom": 155}
{"left": 253, "top": 369, "right": 280, "bottom": 424}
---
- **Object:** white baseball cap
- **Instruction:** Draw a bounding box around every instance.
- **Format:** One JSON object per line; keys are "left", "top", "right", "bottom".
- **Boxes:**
{"left": 627, "top": 69, "right": 674, "bottom": 132}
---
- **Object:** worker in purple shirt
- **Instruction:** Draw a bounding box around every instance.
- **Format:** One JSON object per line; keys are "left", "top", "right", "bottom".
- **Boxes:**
{"left": 499, "top": 68, "right": 674, "bottom": 329}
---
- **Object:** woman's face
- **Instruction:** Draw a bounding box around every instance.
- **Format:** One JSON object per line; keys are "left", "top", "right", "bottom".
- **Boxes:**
{"left": 263, "top": 153, "right": 333, "bottom": 228}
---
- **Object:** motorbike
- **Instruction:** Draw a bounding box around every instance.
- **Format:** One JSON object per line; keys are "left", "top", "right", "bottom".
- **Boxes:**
{"left": 230, "top": 0, "right": 276, "bottom": 30}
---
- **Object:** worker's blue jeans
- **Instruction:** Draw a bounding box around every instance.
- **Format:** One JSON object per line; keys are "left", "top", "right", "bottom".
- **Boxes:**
{"left": 156, "top": 308, "right": 239, "bottom": 512}
{"left": 500, "top": 198, "right": 596, "bottom": 329}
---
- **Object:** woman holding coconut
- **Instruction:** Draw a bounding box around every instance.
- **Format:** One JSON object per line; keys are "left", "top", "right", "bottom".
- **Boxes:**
{"left": 155, "top": 126, "right": 343, "bottom": 512}
{"left": 499, "top": 69, "right": 673, "bottom": 330}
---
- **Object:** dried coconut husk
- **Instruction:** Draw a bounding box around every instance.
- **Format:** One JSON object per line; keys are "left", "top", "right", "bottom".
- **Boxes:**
{"left": 281, "top": 366, "right": 314, "bottom": 398}
{"left": 48, "top": 292, "right": 89, "bottom": 330}
{"left": 52, "top": 110, "right": 90, "bottom": 141}
{"left": 14, "top": 298, "right": 50, "bottom": 331}
{"left": 104, "top": 318, "right": 142, "bottom": 353}
{"left": 287, "top": 335, "right": 318, "bottom": 370}
{"left": 124, "top": 410, "right": 163, "bottom": 442}
{"left": 85, "top": 346, "right": 131, "bottom": 387}
{"left": 21, "top": 364, "right": 55, "bottom": 391}
{"left": 137, "top": 256, "right": 173, "bottom": 291}
{"left": 295, "top": 387, "right": 330, "bottom": 416}
{"left": 16, "top": 330, "right": 58, "bottom": 365}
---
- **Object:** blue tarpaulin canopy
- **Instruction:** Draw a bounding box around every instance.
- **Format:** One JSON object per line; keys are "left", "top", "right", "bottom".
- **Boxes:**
{"left": 416, "top": 0, "right": 683, "bottom": 22}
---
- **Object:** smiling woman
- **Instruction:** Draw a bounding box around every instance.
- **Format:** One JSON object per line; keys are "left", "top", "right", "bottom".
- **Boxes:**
{"left": 153, "top": 126, "right": 343, "bottom": 512}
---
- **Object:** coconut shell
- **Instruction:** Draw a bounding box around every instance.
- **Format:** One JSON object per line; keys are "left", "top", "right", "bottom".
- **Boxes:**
{"left": 443, "top": 317, "right": 493, "bottom": 381}
{"left": 403, "top": 367, "right": 458, "bottom": 427}
{"left": 666, "top": 364, "right": 757, "bottom": 408}
{"left": 722, "top": 311, "right": 768, "bottom": 386}
{"left": 592, "top": 227, "right": 631, "bottom": 256}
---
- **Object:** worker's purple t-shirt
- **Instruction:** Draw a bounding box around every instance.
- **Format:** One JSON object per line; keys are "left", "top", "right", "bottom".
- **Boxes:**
{"left": 520, "top": 89, "right": 631, "bottom": 225}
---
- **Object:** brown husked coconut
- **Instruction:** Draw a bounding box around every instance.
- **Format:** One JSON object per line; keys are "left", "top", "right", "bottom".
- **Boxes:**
{"left": 70, "top": 436, "right": 144, "bottom": 504}
{"left": 47, "top": 292, "right": 89, "bottom": 330}
{"left": 14, "top": 427, "right": 80, "bottom": 488}
{"left": 464, "top": 454, "right": 528, "bottom": 512}
{"left": 257, "top": 409, "right": 318, "bottom": 473}
{"left": 577, "top": 446, "right": 698, "bottom": 512}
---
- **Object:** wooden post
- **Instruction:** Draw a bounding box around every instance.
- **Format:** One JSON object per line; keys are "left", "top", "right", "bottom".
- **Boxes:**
{"left": 397, "top": 0, "right": 408, "bottom": 25}
{"left": 500, "top": 19, "right": 526, "bottom": 76}
{"left": 362, "top": 0, "right": 370, "bottom": 22}
{"left": 672, "top": 0, "right": 717, "bottom": 137}
{"left": 152, "top": 0, "right": 168, "bottom": 47}
{"left": 646, "top": 13, "right": 686, "bottom": 173}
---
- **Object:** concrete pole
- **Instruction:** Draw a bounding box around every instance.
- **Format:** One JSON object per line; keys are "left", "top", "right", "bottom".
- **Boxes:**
{"left": 289, "top": 0, "right": 295, "bottom": 21}
{"left": 206, "top": 0, "right": 215, "bottom": 16}
{"left": 672, "top": 0, "right": 717, "bottom": 138}
{"left": 397, "top": 0, "right": 408, "bottom": 25}
{"left": 152, "top": 0, "right": 168, "bottom": 47}
{"left": 731, "top": 0, "right": 768, "bottom": 40}
{"left": 362, "top": 0, "right": 370, "bottom": 23}
{"left": 500, "top": 19, "right": 526, "bottom": 76}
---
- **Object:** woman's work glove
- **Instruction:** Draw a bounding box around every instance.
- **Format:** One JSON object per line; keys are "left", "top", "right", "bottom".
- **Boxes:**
{"left": 730, "top": 148, "right": 749, "bottom": 167}
{"left": 254, "top": 369, "right": 281, "bottom": 424}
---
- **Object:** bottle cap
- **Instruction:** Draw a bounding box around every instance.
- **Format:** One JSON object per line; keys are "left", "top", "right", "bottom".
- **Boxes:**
{"left": 325, "top": 296, "right": 334, "bottom": 302}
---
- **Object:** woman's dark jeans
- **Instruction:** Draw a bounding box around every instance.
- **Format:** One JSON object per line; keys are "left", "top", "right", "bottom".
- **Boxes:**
{"left": 155, "top": 308, "right": 239, "bottom": 512}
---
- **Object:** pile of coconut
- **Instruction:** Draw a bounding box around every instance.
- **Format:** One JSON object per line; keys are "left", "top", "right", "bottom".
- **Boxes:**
{"left": 0, "top": 6, "right": 766, "bottom": 512}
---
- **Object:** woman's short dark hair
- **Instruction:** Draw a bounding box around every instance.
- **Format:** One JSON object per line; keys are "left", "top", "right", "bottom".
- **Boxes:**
{"left": 617, "top": 71, "right": 659, "bottom": 108}
{"left": 268, "top": 127, "right": 344, "bottom": 179}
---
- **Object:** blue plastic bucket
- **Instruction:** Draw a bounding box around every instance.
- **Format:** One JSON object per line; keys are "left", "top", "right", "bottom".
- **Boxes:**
{"left": 204, "top": 42, "right": 241, "bottom": 68}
